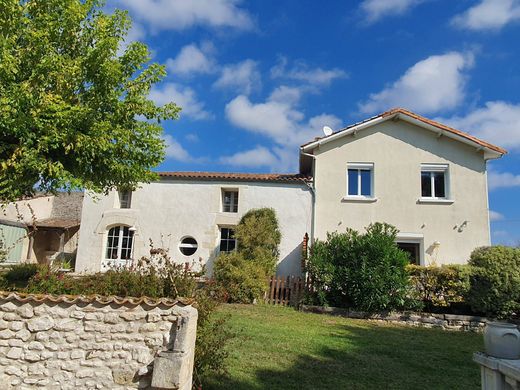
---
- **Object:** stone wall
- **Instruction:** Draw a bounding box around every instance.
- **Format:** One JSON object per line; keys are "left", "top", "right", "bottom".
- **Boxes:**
{"left": 301, "top": 305, "right": 488, "bottom": 332}
{"left": 0, "top": 292, "right": 197, "bottom": 389}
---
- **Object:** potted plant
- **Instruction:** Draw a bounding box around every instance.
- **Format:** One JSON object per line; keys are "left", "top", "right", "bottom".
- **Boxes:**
{"left": 484, "top": 321, "right": 520, "bottom": 359}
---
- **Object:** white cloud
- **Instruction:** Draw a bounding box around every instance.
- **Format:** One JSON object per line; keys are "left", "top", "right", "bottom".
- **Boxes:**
{"left": 436, "top": 101, "right": 520, "bottom": 150}
{"left": 452, "top": 0, "right": 520, "bottom": 31}
{"left": 360, "top": 0, "right": 424, "bottom": 23}
{"left": 488, "top": 170, "right": 520, "bottom": 190}
{"left": 489, "top": 210, "right": 505, "bottom": 221}
{"left": 359, "top": 52, "right": 474, "bottom": 115}
{"left": 164, "top": 135, "right": 195, "bottom": 162}
{"left": 213, "top": 60, "right": 261, "bottom": 94}
{"left": 185, "top": 133, "right": 199, "bottom": 143}
{"left": 116, "top": 0, "right": 253, "bottom": 32}
{"left": 149, "top": 83, "right": 211, "bottom": 120}
{"left": 166, "top": 42, "right": 215, "bottom": 76}
{"left": 219, "top": 146, "right": 278, "bottom": 168}
{"left": 271, "top": 57, "right": 347, "bottom": 86}
{"left": 224, "top": 86, "right": 342, "bottom": 171}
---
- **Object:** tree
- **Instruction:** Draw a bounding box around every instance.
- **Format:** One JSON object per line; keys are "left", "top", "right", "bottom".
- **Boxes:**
{"left": 0, "top": 0, "right": 179, "bottom": 201}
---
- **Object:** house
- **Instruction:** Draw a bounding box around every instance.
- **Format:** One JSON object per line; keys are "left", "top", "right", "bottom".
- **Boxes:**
{"left": 74, "top": 108, "right": 506, "bottom": 275}
{"left": 0, "top": 193, "right": 83, "bottom": 266}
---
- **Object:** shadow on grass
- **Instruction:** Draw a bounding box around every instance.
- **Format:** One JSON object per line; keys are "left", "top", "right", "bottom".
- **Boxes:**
{"left": 204, "top": 317, "right": 482, "bottom": 390}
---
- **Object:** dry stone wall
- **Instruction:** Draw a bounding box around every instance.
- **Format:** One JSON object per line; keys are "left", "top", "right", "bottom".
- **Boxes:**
{"left": 0, "top": 292, "right": 197, "bottom": 389}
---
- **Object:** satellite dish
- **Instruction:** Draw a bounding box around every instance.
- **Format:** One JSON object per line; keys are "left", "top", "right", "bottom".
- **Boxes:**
{"left": 322, "top": 126, "right": 333, "bottom": 136}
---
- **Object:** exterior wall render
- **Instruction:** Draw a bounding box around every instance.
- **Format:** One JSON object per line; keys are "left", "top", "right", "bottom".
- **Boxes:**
{"left": 312, "top": 120, "right": 491, "bottom": 265}
{"left": 75, "top": 180, "right": 313, "bottom": 276}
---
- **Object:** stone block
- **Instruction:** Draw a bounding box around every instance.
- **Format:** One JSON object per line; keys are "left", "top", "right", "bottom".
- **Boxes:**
{"left": 28, "top": 316, "right": 54, "bottom": 332}
{"left": 9, "top": 321, "right": 24, "bottom": 331}
{"left": 16, "top": 304, "right": 34, "bottom": 319}
{"left": 7, "top": 347, "right": 23, "bottom": 359}
{"left": 0, "top": 329, "right": 15, "bottom": 339}
{"left": 15, "top": 329, "right": 31, "bottom": 341}
{"left": 104, "top": 313, "right": 121, "bottom": 324}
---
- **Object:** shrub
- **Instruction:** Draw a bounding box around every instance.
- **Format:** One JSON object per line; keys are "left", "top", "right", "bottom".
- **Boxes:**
{"left": 306, "top": 223, "right": 418, "bottom": 312}
{"left": 467, "top": 246, "right": 520, "bottom": 318}
{"left": 4, "top": 263, "right": 40, "bottom": 287}
{"left": 213, "top": 252, "right": 267, "bottom": 303}
{"left": 407, "top": 264, "right": 471, "bottom": 312}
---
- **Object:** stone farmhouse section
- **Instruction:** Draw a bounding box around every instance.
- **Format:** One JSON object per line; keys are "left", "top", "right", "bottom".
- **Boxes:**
{"left": 0, "top": 292, "right": 198, "bottom": 389}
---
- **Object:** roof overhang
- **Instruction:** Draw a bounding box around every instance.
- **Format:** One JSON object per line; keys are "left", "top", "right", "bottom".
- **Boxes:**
{"left": 301, "top": 109, "right": 506, "bottom": 161}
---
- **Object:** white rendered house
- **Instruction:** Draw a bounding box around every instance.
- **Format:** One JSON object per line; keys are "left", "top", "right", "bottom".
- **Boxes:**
{"left": 75, "top": 108, "right": 506, "bottom": 274}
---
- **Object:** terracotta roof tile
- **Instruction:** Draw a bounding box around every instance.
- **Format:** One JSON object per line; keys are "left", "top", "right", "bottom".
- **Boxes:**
{"left": 301, "top": 107, "right": 507, "bottom": 155}
{"left": 157, "top": 171, "right": 312, "bottom": 183}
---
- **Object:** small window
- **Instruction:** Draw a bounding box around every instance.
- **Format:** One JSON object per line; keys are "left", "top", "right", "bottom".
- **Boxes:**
{"left": 421, "top": 164, "right": 448, "bottom": 199}
{"left": 219, "top": 228, "right": 236, "bottom": 252}
{"left": 222, "top": 190, "right": 238, "bottom": 213}
{"left": 179, "top": 237, "right": 198, "bottom": 256}
{"left": 118, "top": 191, "right": 132, "bottom": 209}
{"left": 397, "top": 242, "right": 420, "bottom": 265}
{"left": 105, "top": 226, "right": 134, "bottom": 260}
{"left": 347, "top": 163, "right": 373, "bottom": 197}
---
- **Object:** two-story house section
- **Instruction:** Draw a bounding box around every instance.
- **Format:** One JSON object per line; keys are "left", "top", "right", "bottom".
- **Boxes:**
{"left": 75, "top": 173, "right": 313, "bottom": 275}
{"left": 300, "top": 108, "right": 506, "bottom": 266}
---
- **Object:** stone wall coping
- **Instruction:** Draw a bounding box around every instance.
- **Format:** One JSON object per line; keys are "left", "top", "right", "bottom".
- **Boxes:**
{"left": 474, "top": 352, "right": 520, "bottom": 382}
{"left": 301, "top": 304, "right": 492, "bottom": 326}
{"left": 0, "top": 290, "right": 194, "bottom": 308}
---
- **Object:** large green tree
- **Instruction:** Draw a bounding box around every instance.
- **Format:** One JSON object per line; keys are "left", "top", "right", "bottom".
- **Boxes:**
{"left": 0, "top": 0, "right": 179, "bottom": 201}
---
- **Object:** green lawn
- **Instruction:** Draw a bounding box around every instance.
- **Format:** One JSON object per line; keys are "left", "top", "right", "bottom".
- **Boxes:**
{"left": 204, "top": 304, "right": 483, "bottom": 390}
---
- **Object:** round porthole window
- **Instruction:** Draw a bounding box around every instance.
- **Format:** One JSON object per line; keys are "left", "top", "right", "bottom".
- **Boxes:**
{"left": 179, "top": 237, "right": 198, "bottom": 256}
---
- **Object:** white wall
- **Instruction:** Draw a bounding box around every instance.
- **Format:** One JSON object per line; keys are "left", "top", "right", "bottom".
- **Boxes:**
{"left": 312, "top": 119, "right": 491, "bottom": 265}
{"left": 75, "top": 180, "right": 313, "bottom": 276}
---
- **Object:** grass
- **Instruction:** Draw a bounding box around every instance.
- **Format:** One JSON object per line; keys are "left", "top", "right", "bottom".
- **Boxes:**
{"left": 204, "top": 304, "right": 483, "bottom": 390}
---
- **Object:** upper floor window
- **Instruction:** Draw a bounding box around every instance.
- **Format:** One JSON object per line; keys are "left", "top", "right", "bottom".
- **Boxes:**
{"left": 222, "top": 190, "right": 238, "bottom": 213}
{"left": 421, "top": 164, "right": 448, "bottom": 199}
{"left": 105, "top": 226, "right": 134, "bottom": 261}
{"left": 220, "top": 228, "right": 236, "bottom": 252}
{"left": 118, "top": 191, "right": 132, "bottom": 209}
{"left": 347, "top": 163, "right": 374, "bottom": 198}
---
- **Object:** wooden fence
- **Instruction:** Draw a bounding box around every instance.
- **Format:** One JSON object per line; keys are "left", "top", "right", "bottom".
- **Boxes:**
{"left": 266, "top": 275, "right": 310, "bottom": 306}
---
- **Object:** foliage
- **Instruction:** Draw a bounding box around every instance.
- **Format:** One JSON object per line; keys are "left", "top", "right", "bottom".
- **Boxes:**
{"left": 466, "top": 246, "right": 520, "bottom": 319}
{"left": 306, "top": 222, "right": 418, "bottom": 312}
{"left": 3, "top": 263, "right": 39, "bottom": 286}
{"left": 23, "top": 248, "right": 233, "bottom": 386}
{"left": 235, "top": 208, "right": 281, "bottom": 275}
{"left": 0, "top": 0, "right": 180, "bottom": 201}
{"left": 407, "top": 264, "right": 471, "bottom": 312}
{"left": 213, "top": 251, "right": 268, "bottom": 303}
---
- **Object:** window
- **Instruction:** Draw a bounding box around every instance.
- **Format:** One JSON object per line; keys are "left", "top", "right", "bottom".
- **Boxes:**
{"left": 421, "top": 164, "right": 448, "bottom": 199}
{"left": 179, "top": 237, "right": 198, "bottom": 256}
{"left": 397, "top": 242, "right": 420, "bottom": 265}
{"left": 347, "top": 163, "right": 374, "bottom": 197}
{"left": 219, "top": 228, "right": 236, "bottom": 252}
{"left": 118, "top": 191, "right": 132, "bottom": 209}
{"left": 222, "top": 190, "right": 238, "bottom": 213}
{"left": 105, "top": 226, "right": 134, "bottom": 261}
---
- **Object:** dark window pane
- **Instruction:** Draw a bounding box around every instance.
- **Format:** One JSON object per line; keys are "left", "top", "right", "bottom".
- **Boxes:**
{"left": 348, "top": 169, "right": 358, "bottom": 195}
{"left": 360, "top": 170, "right": 371, "bottom": 196}
{"left": 228, "top": 240, "right": 236, "bottom": 252}
{"left": 421, "top": 172, "right": 432, "bottom": 197}
{"left": 180, "top": 237, "right": 198, "bottom": 256}
{"left": 397, "top": 242, "right": 420, "bottom": 265}
{"left": 433, "top": 172, "right": 445, "bottom": 198}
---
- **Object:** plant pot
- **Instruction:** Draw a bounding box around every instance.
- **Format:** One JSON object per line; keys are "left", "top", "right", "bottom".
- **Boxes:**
{"left": 484, "top": 321, "right": 520, "bottom": 359}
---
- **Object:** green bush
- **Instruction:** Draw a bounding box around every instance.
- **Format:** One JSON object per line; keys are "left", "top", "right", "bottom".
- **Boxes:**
{"left": 214, "top": 208, "right": 281, "bottom": 302}
{"left": 4, "top": 263, "right": 40, "bottom": 287}
{"left": 213, "top": 251, "right": 268, "bottom": 303}
{"left": 467, "top": 246, "right": 520, "bottom": 318}
{"left": 407, "top": 264, "right": 471, "bottom": 312}
{"left": 306, "top": 223, "right": 418, "bottom": 312}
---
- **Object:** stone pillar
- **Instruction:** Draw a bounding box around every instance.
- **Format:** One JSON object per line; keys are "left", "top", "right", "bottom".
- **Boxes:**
{"left": 151, "top": 305, "right": 198, "bottom": 390}
{"left": 474, "top": 352, "right": 520, "bottom": 389}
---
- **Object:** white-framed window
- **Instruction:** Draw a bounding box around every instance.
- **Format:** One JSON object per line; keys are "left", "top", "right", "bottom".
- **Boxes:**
{"left": 105, "top": 226, "right": 134, "bottom": 262}
{"left": 219, "top": 227, "right": 236, "bottom": 252}
{"left": 118, "top": 191, "right": 132, "bottom": 209}
{"left": 346, "top": 163, "right": 374, "bottom": 198}
{"left": 179, "top": 236, "right": 198, "bottom": 256}
{"left": 222, "top": 189, "right": 238, "bottom": 213}
{"left": 421, "top": 164, "right": 449, "bottom": 199}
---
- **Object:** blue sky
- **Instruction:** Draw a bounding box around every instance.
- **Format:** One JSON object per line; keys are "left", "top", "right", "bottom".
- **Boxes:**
{"left": 110, "top": 0, "right": 520, "bottom": 245}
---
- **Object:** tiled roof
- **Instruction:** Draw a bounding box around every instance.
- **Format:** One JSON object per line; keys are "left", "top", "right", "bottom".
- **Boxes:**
{"left": 158, "top": 171, "right": 312, "bottom": 183}
{"left": 33, "top": 218, "right": 80, "bottom": 229}
{"left": 301, "top": 107, "right": 507, "bottom": 155}
{"left": 0, "top": 291, "right": 194, "bottom": 307}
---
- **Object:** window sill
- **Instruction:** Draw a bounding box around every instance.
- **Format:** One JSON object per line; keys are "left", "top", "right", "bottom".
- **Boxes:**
{"left": 342, "top": 196, "right": 378, "bottom": 203}
{"left": 417, "top": 198, "right": 454, "bottom": 204}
